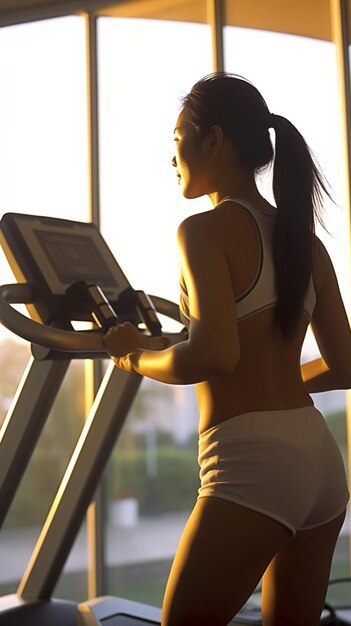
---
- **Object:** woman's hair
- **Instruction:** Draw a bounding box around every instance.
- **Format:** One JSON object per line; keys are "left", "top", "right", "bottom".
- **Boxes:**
{"left": 181, "top": 73, "right": 330, "bottom": 338}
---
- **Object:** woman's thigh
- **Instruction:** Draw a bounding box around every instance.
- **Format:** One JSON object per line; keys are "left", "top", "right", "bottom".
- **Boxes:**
{"left": 262, "top": 509, "right": 346, "bottom": 626}
{"left": 161, "top": 497, "right": 291, "bottom": 626}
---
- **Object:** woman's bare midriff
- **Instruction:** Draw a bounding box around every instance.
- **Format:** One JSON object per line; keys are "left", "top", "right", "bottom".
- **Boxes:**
{"left": 196, "top": 309, "right": 313, "bottom": 434}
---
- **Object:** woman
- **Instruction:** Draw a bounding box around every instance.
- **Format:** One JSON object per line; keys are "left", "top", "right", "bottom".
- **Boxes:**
{"left": 103, "top": 73, "right": 350, "bottom": 626}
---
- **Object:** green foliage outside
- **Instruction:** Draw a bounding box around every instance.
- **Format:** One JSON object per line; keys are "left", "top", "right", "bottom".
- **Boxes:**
{"left": 2, "top": 343, "right": 85, "bottom": 528}
{"left": 326, "top": 409, "right": 348, "bottom": 466}
{"left": 1, "top": 337, "right": 198, "bottom": 527}
{"left": 6, "top": 441, "right": 198, "bottom": 527}
{"left": 110, "top": 443, "right": 199, "bottom": 515}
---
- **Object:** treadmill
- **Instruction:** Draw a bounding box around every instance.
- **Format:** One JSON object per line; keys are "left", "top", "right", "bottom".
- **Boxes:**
{"left": 0, "top": 212, "right": 177, "bottom": 625}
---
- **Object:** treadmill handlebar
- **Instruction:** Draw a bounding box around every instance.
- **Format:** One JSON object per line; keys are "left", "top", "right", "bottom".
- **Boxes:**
{"left": 0, "top": 283, "right": 182, "bottom": 354}
{"left": 0, "top": 283, "right": 104, "bottom": 353}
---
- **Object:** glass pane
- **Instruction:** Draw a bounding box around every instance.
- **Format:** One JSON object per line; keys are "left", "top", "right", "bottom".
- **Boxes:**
{"left": 0, "top": 361, "right": 86, "bottom": 597}
{"left": 224, "top": 24, "right": 350, "bottom": 602}
{"left": 98, "top": 16, "right": 212, "bottom": 304}
{"left": 0, "top": 17, "right": 88, "bottom": 218}
{"left": 98, "top": 15, "right": 211, "bottom": 606}
{"left": 0, "top": 16, "right": 89, "bottom": 600}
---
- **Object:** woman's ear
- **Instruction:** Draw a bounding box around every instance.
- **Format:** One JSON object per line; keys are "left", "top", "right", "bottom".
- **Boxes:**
{"left": 207, "top": 124, "right": 224, "bottom": 158}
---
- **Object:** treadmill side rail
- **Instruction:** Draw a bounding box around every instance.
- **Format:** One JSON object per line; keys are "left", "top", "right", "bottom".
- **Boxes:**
{"left": 18, "top": 363, "right": 142, "bottom": 600}
{"left": 0, "top": 357, "right": 69, "bottom": 529}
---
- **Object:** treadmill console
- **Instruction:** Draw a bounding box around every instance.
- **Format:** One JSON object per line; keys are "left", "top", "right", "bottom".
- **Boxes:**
{"left": 0, "top": 213, "right": 161, "bottom": 335}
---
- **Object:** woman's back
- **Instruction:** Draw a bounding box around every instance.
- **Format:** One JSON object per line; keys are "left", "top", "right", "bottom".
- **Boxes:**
{"left": 188, "top": 199, "right": 316, "bottom": 432}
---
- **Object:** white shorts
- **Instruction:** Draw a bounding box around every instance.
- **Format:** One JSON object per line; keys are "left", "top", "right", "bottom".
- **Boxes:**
{"left": 198, "top": 406, "right": 349, "bottom": 536}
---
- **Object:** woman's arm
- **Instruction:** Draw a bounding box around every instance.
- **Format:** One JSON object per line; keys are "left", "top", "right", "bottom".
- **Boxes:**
{"left": 103, "top": 213, "right": 240, "bottom": 385}
{"left": 301, "top": 356, "right": 350, "bottom": 393}
{"left": 301, "top": 240, "right": 351, "bottom": 393}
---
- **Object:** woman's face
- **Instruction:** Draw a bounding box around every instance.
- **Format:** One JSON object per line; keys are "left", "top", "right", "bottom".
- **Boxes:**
{"left": 172, "top": 111, "right": 210, "bottom": 199}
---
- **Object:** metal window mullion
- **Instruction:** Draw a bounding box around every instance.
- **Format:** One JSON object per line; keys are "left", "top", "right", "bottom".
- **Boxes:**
{"left": 85, "top": 10, "right": 100, "bottom": 227}
{"left": 330, "top": 0, "right": 351, "bottom": 557}
{"left": 84, "top": 10, "right": 107, "bottom": 599}
{"left": 207, "top": 0, "right": 225, "bottom": 72}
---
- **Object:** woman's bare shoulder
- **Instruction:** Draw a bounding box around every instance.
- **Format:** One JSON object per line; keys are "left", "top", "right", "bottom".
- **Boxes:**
{"left": 178, "top": 201, "right": 258, "bottom": 235}
{"left": 312, "top": 236, "right": 337, "bottom": 293}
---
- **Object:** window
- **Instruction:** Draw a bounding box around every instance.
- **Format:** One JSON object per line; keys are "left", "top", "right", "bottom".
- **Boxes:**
{"left": 98, "top": 14, "right": 211, "bottom": 605}
{"left": 0, "top": 15, "right": 89, "bottom": 600}
{"left": 0, "top": 0, "right": 350, "bottom": 612}
{"left": 224, "top": 23, "right": 350, "bottom": 600}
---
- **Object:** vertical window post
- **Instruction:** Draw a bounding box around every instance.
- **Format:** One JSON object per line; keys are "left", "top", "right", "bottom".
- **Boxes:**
{"left": 207, "top": 0, "right": 225, "bottom": 72}
{"left": 330, "top": 0, "right": 351, "bottom": 558}
{"left": 85, "top": 10, "right": 100, "bottom": 227}
{"left": 84, "top": 10, "right": 107, "bottom": 599}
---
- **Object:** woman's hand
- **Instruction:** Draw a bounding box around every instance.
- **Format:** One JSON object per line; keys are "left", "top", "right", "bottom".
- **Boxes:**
{"left": 102, "top": 322, "right": 147, "bottom": 370}
{"left": 103, "top": 322, "right": 169, "bottom": 371}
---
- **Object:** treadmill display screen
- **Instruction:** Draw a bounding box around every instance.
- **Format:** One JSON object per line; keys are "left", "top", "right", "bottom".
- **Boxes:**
{"left": 34, "top": 230, "right": 118, "bottom": 286}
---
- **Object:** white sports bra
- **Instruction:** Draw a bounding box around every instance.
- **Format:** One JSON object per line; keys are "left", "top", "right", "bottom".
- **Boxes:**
{"left": 179, "top": 198, "right": 316, "bottom": 328}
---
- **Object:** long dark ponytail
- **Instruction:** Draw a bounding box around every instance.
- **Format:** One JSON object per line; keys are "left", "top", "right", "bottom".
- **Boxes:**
{"left": 181, "top": 73, "right": 330, "bottom": 338}
{"left": 271, "top": 115, "right": 328, "bottom": 337}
